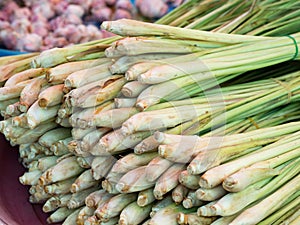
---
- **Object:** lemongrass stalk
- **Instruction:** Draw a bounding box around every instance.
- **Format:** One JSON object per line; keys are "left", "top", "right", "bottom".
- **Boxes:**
{"left": 46, "top": 59, "right": 104, "bottom": 84}
{"left": 89, "top": 143, "right": 111, "bottom": 157}
{"left": 125, "top": 62, "right": 160, "bottom": 81}
{"left": 211, "top": 215, "right": 237, "bottom": 225}
{"left": 18, "top": 143, "right": 30, "bottom": 155}
{"left": 124, "top": 50, "right": 197, "bottom": 81}
{"left": 121, "top": 81, "right": 149, "bottom": 98}
{"left": 64, "top": 60, "right": 112, "bottom": 88}
{"left": 102, "top": 172, "right": 124, "bottom": 194}
{"left": 38, "top": 128, "right": 71, "bottom": 148}
{"left": 68, "top": 186, "right": 99, "bottom": 209}
{"left": 72, "top": 127, "right": 96, "bottom": 140}
{"left": 38, "top": 84, "right": 64, "bottom": 107}
{"left": 114, "top": 98, "right": 137, "bottom": 108}
{"left": 150, "top": 195, "right": 173, "bottom": 217}
{"left": 158, "top": 140, "right": 200, "bottom": 164}
{"left": 19, "top": 77, "right": 48, "bottom": 112}
{"left": 12, "top": 113, "right": 28, "bottom": 128}
{"left": 122, "top": 105, "right": 214, "bottom": 135}
{"left": 172, "top": 184, "right": 189, "bottom": 204}
{"left": 19, "top": 144, "right": 34, "bottom": 158}
{"left": 116, "top": 166, "right": 156, "bottom": 193}
{"left": 55, "top": 193, "right": 73, "bottom": 208}
{"left": 70, "top": 76, "right": 126, "bottom": 108}
{"left": 67, "top": 140, "right": 88, "bottom": 157}
{"left": 0, "top": 85, "right": 27, "bottom": 101}
{"left": 165, "top": 121, "right": 300, "bottom": 168}
{"left": 277, "top": 205, "right": 300, "bottom": 225}
{"left": 230, "top": 174, "right": 300, "bottom": 225}
{"left": 99, "top": 129, "right": 150, "bottom": 154}
{"left": 68, "top": 78, "right": 115, "bottom": 101}
{"left": 43, "top": 196, "right": 60, "bottom": 213}
{"left": 87, "top": 107, "right": 139, "bottom": 129}
{"left": 99, "top": 217, "right": 119, "bottom": 225}
{"left": 95, "top": 193, "right": 137, "bottom": 221}
{"left": 137, "top": 187, "right": 156, "bottom": 207}
{"left": 0, "top": 56, "right": 34, "bottom": 82}
{"left": 145, "top": 156, "right": 173, "bottom": 182}
{"left": 109, "top": 53, "right": 177, "bottom": 74}
{"left": 70, "top": 101, "right": 114, "bottom": 128}
{"left": 15, "top": 121, "right": 57, "bottom": 144}
{"left": 179, "top": 171, "right": 200, "bottom": 190}
{"left": 19, "top": 170, "right": 42, "bottom": 185}
{"left": 26, "top": 102, "right": 60, "bottom": 129}
{"left": 91, "top": 156, "right": 116, "bottom": 180}
{"left": 199, "top": 133, "right": 300, "bottom": 188}
{"left": 39, "top": 156, "right": 84, "bottom": 185}
{"left": 57, "top": 108, "right": 71, "bottom": 120}
{"left": 27, "top": 160, "right": 39, "bottom": 171}
{"left": 209, "top": 158, "right": 300, "bottom": 216}
{"left": 31, "top": 45, "right": 101, "bottom": 68}
{"left": 77, "top": 155, "right": 94, "bottom": 168}
{"left": 0, "top": 117, "right": 13, "bottom": 133}
{"left": 183, "top": 190, "right": 204, "bottom": 209}
{"left": 5, "top": 68, "right": 46, "bottom": 87}
{"left": 223, "top": 162, "right": 287, "bottom": 193}
{"left": 0, "top": 53, "right": 37, "bottom": 66}
{"left": 56, "top": 153, "right": 73, "bottom": 162}
{"left": 258, "top": 196, "right": 300, "bottom": 225}
{"left": 71, "top": 169, "right": 98, "bottom": 193}
{"left": 111, "top": 152, "right": 158, "bottom": 174}
{"left": 101, "top": 19, "right": 268, "bottom": 43}
{"left": 134, "top": 135, "right": 160, "bottom": 154}
{"left": 57, "top": 117, "right": 72, "bottom": 128}
{"left": 177, "top": 212, "right": 217, "bottom": 225}
{"left": 45, "top": 177, "right": 76, "bottom": 195}
{"left": 81, "top": 128, "right": 111, "bottom": 152}
{"left": 138, "top": 46, "right": 297, "bottom": 85}
{"left": 0, "top": 98, "right": 18, "bottom": 111}
{"left": 37, "top": 156, "right": 59, "bottom": 172}
{"left": 29, "top": 192, "right": 52, "bottom": 204}
{"left": 47, "top": 207, "right": 76, "bottom": 224}
{"left": 288, "top": 215, "right": 300, "bottom": 225}
{"left": 85, "top": 189, "right": 111, "bottom": 208}
{"left": 119, "top": 201, "right": 152, "bottom": 225}
{"left": 28, "top": 185, "right": 43, "bottom": 195}
{"left": 153, "top": 163, "right": 185, "bottom": 200}
{"left": 51, "top": 137, "right": 72, "bottom": 156}
{"left": 149, "top": 203, "right": 193, "bottom": 225}
{"left": 3, "top": 123, "right": 28, "bottom": 140}
{"left": 197, "top": 200, "right": 218, "bottom": 217}
{"left": 62, "top": 207, "right": 82, "bottom": 225}
{"left": 77, "top": 206, "right": 95, "bottom": 225}
{"left": 5, "top": 102, "right": 21, "bottom": 117}
{"left": 196, "top": 185, "right": 227, "bottom": 201}
{"left": 84, "top": 215, "right": 99, "bottom": 225}
{"left": 104, "top": 37, "right": 206, "bottom": 58}
{"left": 192, "top": 78, "right": 300, "bottom": 136}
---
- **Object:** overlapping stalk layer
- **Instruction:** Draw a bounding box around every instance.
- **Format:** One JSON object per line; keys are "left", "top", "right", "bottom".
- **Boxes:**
{"left": 1, "top": 0, "right": 300, "bottom": 224}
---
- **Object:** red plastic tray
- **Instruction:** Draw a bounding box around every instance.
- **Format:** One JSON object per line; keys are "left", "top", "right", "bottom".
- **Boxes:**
{"left": 0, "top": 134, "right": 53, "bottom": 225}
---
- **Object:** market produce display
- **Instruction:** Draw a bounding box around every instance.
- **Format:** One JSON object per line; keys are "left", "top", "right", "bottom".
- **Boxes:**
{"left": 1, "top": 0, "right": 300, "bottom": 224}
{"left": 0, "top": 0, "right": 184, "bottom": 52}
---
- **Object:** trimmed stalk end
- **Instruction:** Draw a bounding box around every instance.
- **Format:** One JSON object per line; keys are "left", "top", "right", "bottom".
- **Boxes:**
{"left": 182, "top": 198, "right": 193, "bottom": 209}
{"left": 137, "top": 195, "right": 147, "bottom": 207}
{"left": 136, "top": 101, "right": 148, "bottom": 111}
{"left": 176, "top": 212, "right": 187, "bottom": 225}
{"left": 71, "top": 183, "right": 79, "bottom": 193}
{"left": 187, "top": 164, "right": 197, "bottom": 175}
{"left": 38, "top": 99, "right": 48, "bottom": 108}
